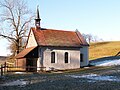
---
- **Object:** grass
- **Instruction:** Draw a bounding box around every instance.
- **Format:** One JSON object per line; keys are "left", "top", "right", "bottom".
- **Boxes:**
{"left": 89, "top": 41, "right": 120, "bottom": 60}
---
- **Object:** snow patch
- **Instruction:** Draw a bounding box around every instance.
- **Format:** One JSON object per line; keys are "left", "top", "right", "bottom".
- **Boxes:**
{"left": 68, "top": 74, "right": 97, "bottom": 78}
{"left": 1, "top": 79, "right": 29, "bottom": 87}
{"left": 90, "top": 59, "right": 120, "bottom": 66}
{"left": 66, "top": 73, "right": 120, "bottom": 82}
{"left": 14, "top": 72, "right": 26, "bottom": 74}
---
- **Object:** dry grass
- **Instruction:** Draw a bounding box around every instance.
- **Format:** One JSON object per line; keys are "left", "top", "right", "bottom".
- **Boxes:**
{"left": 89, "top": 41, "right": 120, "bottom": 60}
{"left": 7, "top": 67, "right": 25, "bottom": 72}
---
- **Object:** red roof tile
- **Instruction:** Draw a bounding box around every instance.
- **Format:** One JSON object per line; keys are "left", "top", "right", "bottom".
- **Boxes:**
{"left": 31, "top": 28, "right": 88, "bottom": 47}
{"left": 16, "top": 46, "right": 37, "bottom": 59}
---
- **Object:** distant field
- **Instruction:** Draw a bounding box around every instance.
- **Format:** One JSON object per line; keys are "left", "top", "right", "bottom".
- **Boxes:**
{"left": 89, "top": 41, "right": 120, "bottom": 60}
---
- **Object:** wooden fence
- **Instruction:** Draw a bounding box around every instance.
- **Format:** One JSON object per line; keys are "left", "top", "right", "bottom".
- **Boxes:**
{"left": 0, "top": 62, "right": 46, "bottom": 76}
{"left": 0, "top": 62, "right": 7, "bottom": 76}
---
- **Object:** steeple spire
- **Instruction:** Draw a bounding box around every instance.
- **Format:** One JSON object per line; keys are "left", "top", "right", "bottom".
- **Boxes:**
{"left": 36, "top": 5, "right": 40, "bottom": 19}
{"left": 35, "top": 5, "right": 41, "bottom": 29}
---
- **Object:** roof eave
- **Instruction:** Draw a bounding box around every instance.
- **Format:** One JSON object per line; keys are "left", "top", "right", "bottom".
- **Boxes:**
{"left": 38, "top": 45, "right": 82, "bottom": 48}
{"left": 80, "top": 44, "right": 90, "bottom": 46}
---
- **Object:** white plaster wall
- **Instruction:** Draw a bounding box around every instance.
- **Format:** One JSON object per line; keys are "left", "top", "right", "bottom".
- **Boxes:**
{"left": 80, "top": 46, "right": 89, "bottom": 67}
{"left": 37, "top": 47, "right": 44, "bottom": 71}
{"left": 37, "top": 58, "right": 40, "bottom": 71}
{"left": 42, "top": 47, "right": 80, "bottom": 70}
{"left": 26, "top": 30, "right": 37, "bottom": 48}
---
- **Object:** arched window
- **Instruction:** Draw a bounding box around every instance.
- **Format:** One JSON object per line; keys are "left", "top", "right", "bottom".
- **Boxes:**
{"left": 65, "top": 52, "right": 68, "bottom": 63}
{"left": 80, "top": 53, "right": 84, "bottom": 62}
{"left": 51, "top": 52, "right": 55, "bottom": 63}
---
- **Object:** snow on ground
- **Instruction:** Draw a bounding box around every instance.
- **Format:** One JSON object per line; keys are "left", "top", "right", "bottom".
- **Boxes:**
{"left": 65, "top": 59, "right": 120, "bottom": 82}
{"left": 14, "top": 72, "right": 27, "bottom": 74}
{"left": 90, "top": 59, "right": 120, "bottom": 66}
{"left": 1, "top": 79, "right": 29, "bottom": 87}
{"left": 66, "top": 73, "right": 120, "bottom": 82}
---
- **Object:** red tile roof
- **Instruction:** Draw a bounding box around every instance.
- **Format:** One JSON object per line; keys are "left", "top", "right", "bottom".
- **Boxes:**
{"left": 16, "top": 28, "right": 88, "bottom": 59}
{"left": 31, "top": 28, "right": 88, "bottom": 47}
{"left": 16, "top": 46, "right": 36, "bottom": 59}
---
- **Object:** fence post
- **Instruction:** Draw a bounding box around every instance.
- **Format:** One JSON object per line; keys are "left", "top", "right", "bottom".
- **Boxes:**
{"left": 1, "top": 65, "right": 3, "bottom": 76}
{"left": 4, "top": 62, "right": 7, "bottom": 74}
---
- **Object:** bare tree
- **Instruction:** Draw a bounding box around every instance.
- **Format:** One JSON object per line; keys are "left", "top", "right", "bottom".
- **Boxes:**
{"left": 82, "top": 33, "right": 93, "bottom": 43}
{"left": 0, "top": 0, "right": 33, "bottom": 56}
{"left": 82, "top": 33, "right": 103, "bottom": 43}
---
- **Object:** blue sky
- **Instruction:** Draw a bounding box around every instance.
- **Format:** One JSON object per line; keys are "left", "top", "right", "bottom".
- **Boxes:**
{"left": 0, "top": 0, "right": 120, "bottom": 56}
{"left": 29, "top": 0, "right": 120, "bottom": 40}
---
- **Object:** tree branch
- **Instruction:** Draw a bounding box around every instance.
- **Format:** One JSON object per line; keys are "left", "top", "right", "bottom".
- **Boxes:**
{"left": 0, "top": 34, "right": 16, "bottom": 41}
{"left": 19, "top": 15, "right": 34, "bottom": 36}
{"left": 0, "top": 0, "right": 32, "bottom": 56}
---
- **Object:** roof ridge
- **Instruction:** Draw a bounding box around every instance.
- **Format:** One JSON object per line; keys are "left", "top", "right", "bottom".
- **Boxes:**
{"left": 31, "top": 27, "right": 75, "bottom": 32}
{"left": 45, "top": 29, "right": 75, "bottom": 32}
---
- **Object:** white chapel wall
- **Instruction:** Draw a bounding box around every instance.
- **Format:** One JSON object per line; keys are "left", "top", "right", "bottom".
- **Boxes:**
{"left": 41, "top": 47, "right": 80, "bottom": 70}
{"left": 80, "top": 46, "right": 89, "bottom": 67}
